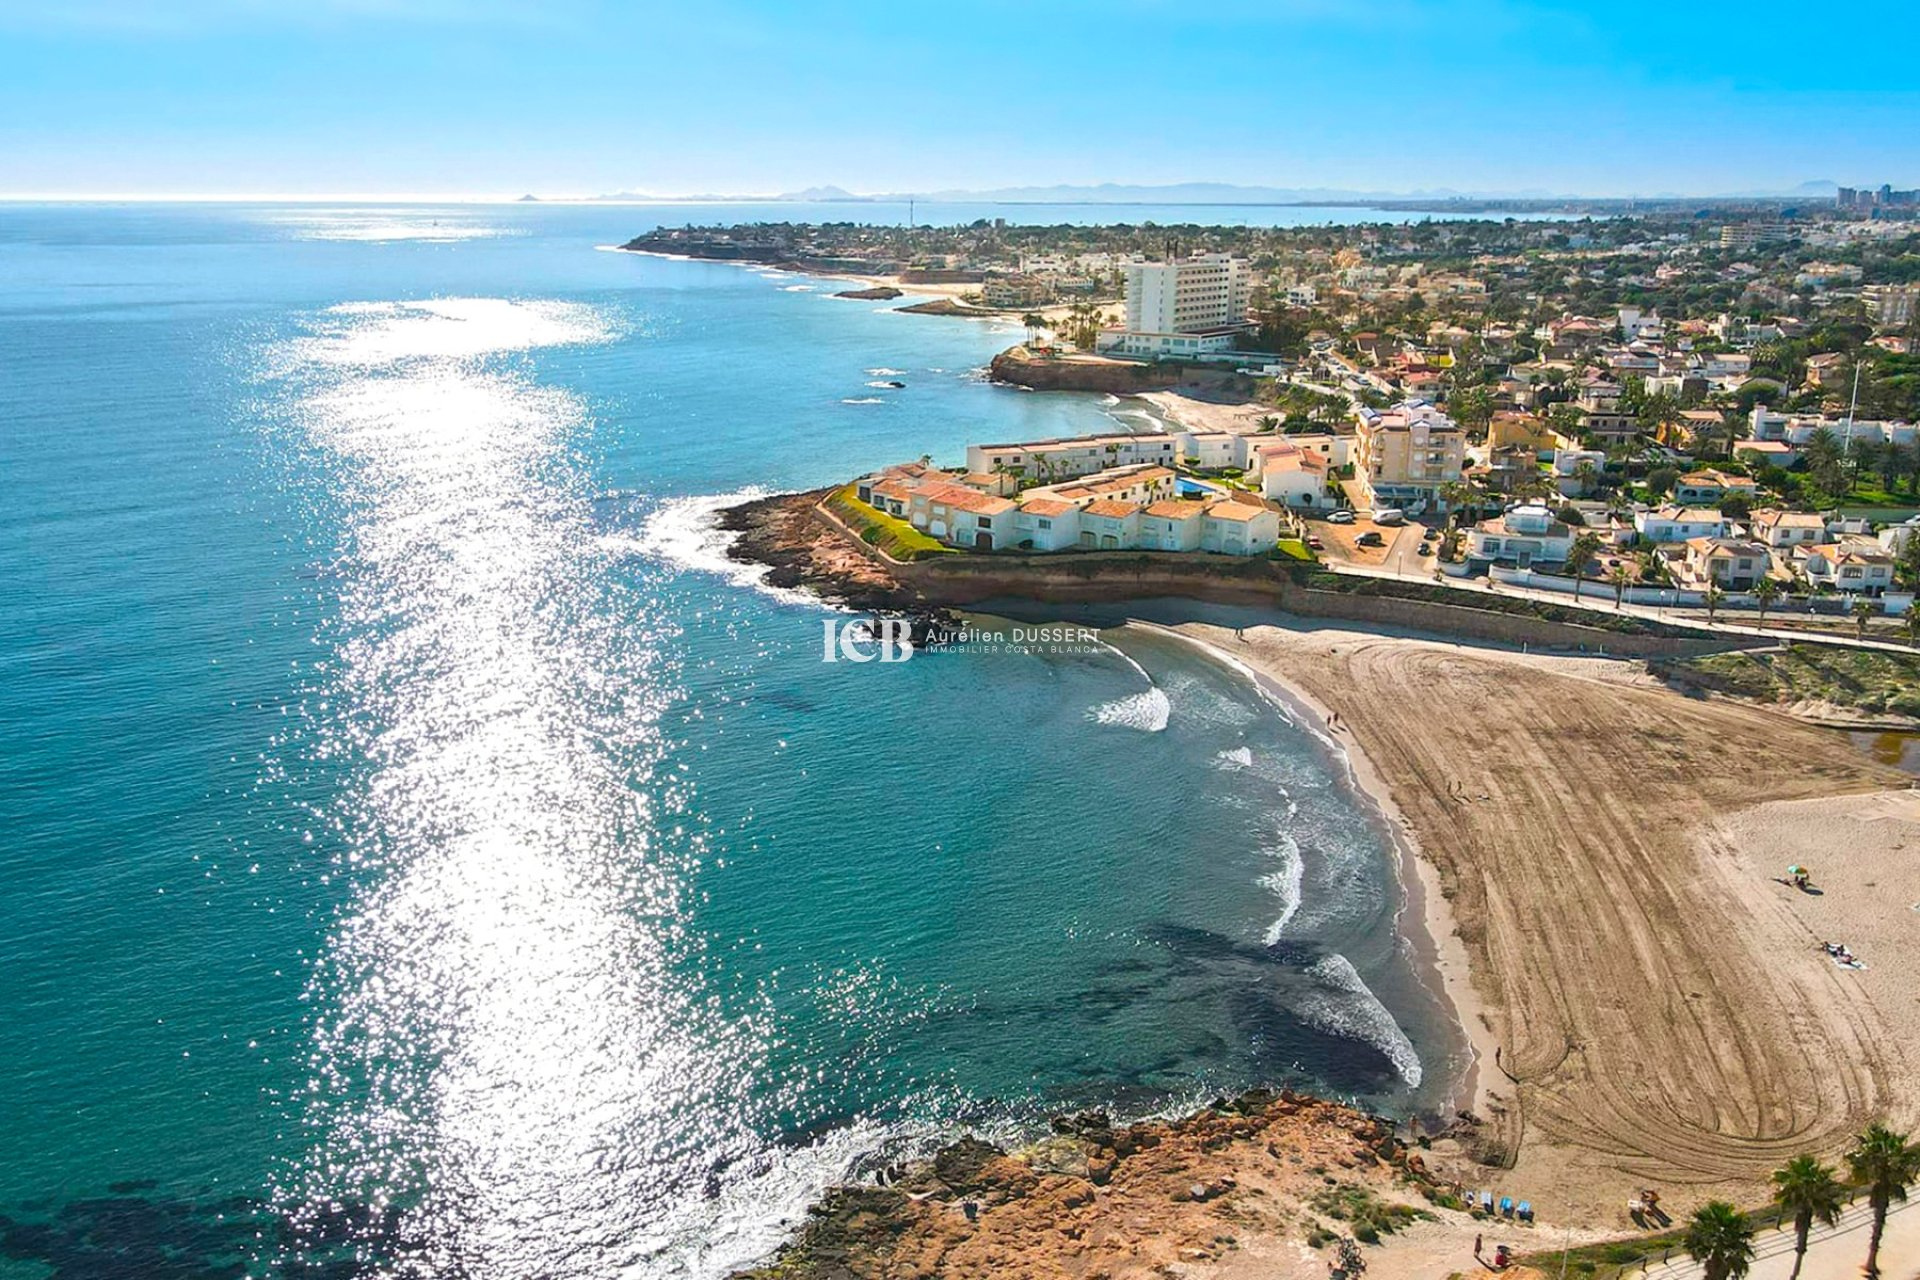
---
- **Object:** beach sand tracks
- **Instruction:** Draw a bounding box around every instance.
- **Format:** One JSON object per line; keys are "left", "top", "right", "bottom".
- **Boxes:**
{"left": 1208, "top": 626, "right": 1910, "bottom": 1212}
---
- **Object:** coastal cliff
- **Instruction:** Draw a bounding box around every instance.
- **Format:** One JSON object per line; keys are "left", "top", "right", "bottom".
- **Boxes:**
{"left": 733, "top": 1089, "right": 1448, "bottom": 1280}
{"left": 988, "top": 345, "right": 1185, "bottom": 392}
{"left": 720, "top": 490, "right": 1739, "bottom": 659}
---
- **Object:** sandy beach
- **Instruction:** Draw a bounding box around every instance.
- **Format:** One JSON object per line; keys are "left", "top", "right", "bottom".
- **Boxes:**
{"left": 1166, "top": 618, "right": 1919, "bottom": 1232}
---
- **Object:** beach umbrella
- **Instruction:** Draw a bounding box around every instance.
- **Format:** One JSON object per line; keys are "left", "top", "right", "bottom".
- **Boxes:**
{"left": 1787, "top": 865, "right": 1807, "bottom": 876}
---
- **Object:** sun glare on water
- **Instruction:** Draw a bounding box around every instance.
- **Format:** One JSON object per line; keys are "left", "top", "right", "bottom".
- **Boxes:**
{"left": 265, "top": 299, "right": 863, "bottom": 1277}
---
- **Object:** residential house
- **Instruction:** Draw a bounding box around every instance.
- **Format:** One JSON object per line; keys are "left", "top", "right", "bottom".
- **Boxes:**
{"left": 1198, "top": 501, "right": 1281, "bottom": 555}
{"left": 1487, "top": 410, "right": 1556, "bottom": 454}
{"left": 1673, "top": 469, "right": 1759, "bottom": 506}
{"left": 1076, "top": 499, "right": 1142, "bottom": 550}
{"left": 1801, "top": 541, "right": 1896, "bottom": 595}
{"left": 1805, "top": 351, "right": 1850, "bottom": 390}
{"left": 1177, "top": 430, "right": 1238, "bottom": 469}
{"left": 1749, "top": 508, "right": 1827, "bottom": 550}
{"left": 1012, "top": 498, "right": 1081, "bottom": 552}
{"left": 1465, "top": 503, "right": 1578, "bottom": 568}
{"left": 1137, "top": 499, "right": 1208, "bottom": 551}
{"left": 1251, "top": 442, "right": 1334, "bottom": 509}
{"left": 905, "top": 481, "right": 1018, "bottom": 550}
{"left": 1635, "top": 504, "right": 1732, "bottom": 543}
{"left": 1680, "top": 537, "right": 1770, "bottom": 591}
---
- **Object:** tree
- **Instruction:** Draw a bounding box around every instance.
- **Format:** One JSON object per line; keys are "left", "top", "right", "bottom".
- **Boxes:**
{"left": 1450, "top": 385, "right": 1494, "bottom": 437}
{"left": 1772, "top": 1155, "right": 1846, "bottom": 1280}
{"left": 1704, "top": 584, "right": 1726, "bottom": 623}
{"left": 1567, "top": 532, "right": 1603, "bottom": 598}
{"left": 1908, "top": 606, "right": 1920, "bottom": 648}
{"left": 1685, "top": 1201, "right": 1756, "bottom": 1280}
{"left": 1848, "top": 1123, "right": 1920, "bottom": 1278}
{"left": 1020, "top": 311, "right": 1047, "bottom": 341}
{"left": 1647, "top": 465, "right": 1679, "bottom": 499}
{"left": 1574, "top": 457, "right": 1600, "bottom": 496}
{"left": 1753, "top": 577, "right": 1780, "bottom": 629}
{"left": 1609, "top": 563, "right": 1633, "bottom": 608}
{"left": 1854, "top": 597, "right": 1878, "bottom": 640}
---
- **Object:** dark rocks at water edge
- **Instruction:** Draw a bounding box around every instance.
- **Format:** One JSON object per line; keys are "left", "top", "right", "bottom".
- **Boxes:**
{"left": 729, "top": 1087, "right": 1456, "bottom": 1280}
{"left": 833, "top": 285, "right": 904, "bottom": 300}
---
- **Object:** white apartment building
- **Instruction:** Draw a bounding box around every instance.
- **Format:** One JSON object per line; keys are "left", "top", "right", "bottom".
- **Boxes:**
{"left": 965, "top": 433, "right": 1182, "bottom": 481}
{"left": 1097, "top": 254, "right": 1252, "bottom": 358}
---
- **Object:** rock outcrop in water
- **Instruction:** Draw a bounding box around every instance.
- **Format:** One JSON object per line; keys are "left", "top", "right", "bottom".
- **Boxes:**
{"left": 732, "top": 1089, "right": 1445, "bottom": 1279}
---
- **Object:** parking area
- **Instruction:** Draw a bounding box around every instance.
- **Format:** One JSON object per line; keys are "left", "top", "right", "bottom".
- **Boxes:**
{"left": 1303, "top": 510, "right": 1442, "bottom": 575}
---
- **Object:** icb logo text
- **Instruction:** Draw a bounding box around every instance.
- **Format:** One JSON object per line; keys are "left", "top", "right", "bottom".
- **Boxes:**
{"left": 821, "top": 618, "right": 915, "bottom": 663}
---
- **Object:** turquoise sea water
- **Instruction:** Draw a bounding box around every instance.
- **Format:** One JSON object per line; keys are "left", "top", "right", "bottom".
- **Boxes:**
{"left": 0, "top": 202, "right": 1468, "bottom": 1278}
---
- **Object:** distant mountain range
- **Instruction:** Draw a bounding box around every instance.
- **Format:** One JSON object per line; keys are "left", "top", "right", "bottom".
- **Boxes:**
{"left": 570, "top": 179, "right": 1859, "bottom": 205}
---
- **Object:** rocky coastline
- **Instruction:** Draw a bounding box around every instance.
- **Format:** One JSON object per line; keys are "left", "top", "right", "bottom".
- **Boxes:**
{"left": 733, "top": 1089, "right": 1461, "bottom": 1280}
{"left": 833, "top": 285, "right": 903, "bottom": 300}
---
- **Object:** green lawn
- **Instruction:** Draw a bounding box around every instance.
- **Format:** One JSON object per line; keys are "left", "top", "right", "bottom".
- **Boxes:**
{"left": 825, "top": 486, "right": 955, "bottom": 561}
{"left": 1272, "top": 537, "right": 1316, "bottom": 562}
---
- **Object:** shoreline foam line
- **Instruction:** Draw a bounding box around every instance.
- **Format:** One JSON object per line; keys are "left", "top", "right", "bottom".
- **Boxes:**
{"left": 1125, "top": 619, "right": 1496, "bottom": 1123}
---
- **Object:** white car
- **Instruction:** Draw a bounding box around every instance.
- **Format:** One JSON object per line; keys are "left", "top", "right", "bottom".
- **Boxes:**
{"left": 1372, "top": 508, "right": 1406, "bottom": 526}
{"left": 1326, "top": 509, "right": 1357, "bottom": 524}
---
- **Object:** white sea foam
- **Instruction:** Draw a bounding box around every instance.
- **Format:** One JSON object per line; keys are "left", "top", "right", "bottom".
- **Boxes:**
{"left": 864, "top": 380, "right": 902, "bottom": 389}
{"left": 1261, "top": 832, "right": 1305, "bottom": 945}
{"left": 1089, "top": 687, "right": 1171, "bottom": 732}
{"left": 1089, "top": 640, "right": 1171, "bottom": 731}
{"left": 865, "top": 367, "right": 906, "bottom": 377}
{"left": 1294, "top": 954, "right": 1423, "bottom": 1087}
{"left": 624, "top": 490, "right": 823, "bottom": 607}
{"left": 840, "top": 397, "right": 886, "bottom": 405}
{"left": 780, "top": 284, "right": 814, "bottom": 292}
{"left": 1218, "top": 746, "right": 1254, "bottom": 770}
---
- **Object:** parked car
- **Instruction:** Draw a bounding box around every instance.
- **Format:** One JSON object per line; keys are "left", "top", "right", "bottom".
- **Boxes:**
{"left": 1373, "top": 508, "right": 1406, "bottom": 526}
{"left": 1305, "top": 535, "right": 1324, "bottom": 550}
{"left": 1357, "top": 530, "right": 1384, "bottom": 547}
{"left": 1327, "top": 509, "right": 1356, "bottom": 524}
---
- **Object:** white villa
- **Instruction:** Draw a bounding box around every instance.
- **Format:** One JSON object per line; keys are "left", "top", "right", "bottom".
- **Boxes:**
{"left": 1465, "top": 504, "right": 1578, "bottom": 568}
{"left": 1635, "top": 505, "right": 1732, "bottom": 543}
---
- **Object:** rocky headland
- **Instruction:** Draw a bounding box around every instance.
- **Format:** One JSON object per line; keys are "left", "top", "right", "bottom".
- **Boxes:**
{"left": 733, "top": 1089, "right": 1457, "bottom": 1280}
{"left": 833, "top": 285, "right": 904, "bottom": 300}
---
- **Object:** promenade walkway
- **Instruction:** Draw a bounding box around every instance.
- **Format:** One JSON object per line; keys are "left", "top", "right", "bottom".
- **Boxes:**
{"left": 1626, "top": 1195, "right": 1919, "bottom": 1280}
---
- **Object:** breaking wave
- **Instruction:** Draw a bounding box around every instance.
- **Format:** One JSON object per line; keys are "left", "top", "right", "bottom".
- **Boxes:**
{"left": 1294, "top": 955, "right": 1423, "bottom": 1087}
{"left": 1089, "top": 687, "right": 1171, "bottom": 733}
{"left": 1261, "top": 833, "right": 1305, "bottom": 945}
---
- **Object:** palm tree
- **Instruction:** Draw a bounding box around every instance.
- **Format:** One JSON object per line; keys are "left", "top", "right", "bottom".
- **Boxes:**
{"left": 1574, "top": 457, "right": 1599, "bottom": 496}
{"left": 1566, "top": 532, "right": 1603, "bottom": 598}
{"left": 1609, "top": 563, "right": 1633, "bottom": 608}
{"left": 1849, "top": 1123, "right": 1920, "bottom": 1277}
{"left": 1773, "top": 1155, "right": 1846, "bottom": 1280}
{"left": 1704, "top": 583, "right": 1726, "bottom": 624}
{"left": 1907, "top": 607, "right": 1920, "bottom": 648}
{"left": 1853, "top": 598, "right": 1878, "bottom": 640}
{"left": 1685, "top": 1201, "right": 1756, "bottom": 1280}
{"left": 1752, "top": 577, "right": 1780, "bottom": 629}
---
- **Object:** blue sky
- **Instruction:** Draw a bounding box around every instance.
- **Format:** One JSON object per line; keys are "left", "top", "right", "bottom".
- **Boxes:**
{"left": 1, "top": 0, "right": 1916, "bottom": 198}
